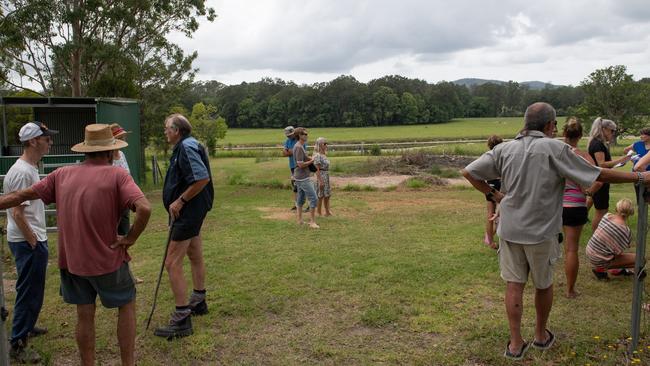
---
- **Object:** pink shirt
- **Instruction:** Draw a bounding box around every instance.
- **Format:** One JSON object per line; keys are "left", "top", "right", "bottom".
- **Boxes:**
{"left": 32, "top": 160, "right": 145, "bottom": 276}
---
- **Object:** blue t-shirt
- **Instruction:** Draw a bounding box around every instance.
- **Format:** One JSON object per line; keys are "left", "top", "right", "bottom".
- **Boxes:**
{"left": 163, "top": 136, "right": 214, "bottom": 215}
{"left": 283, "top": 138, "right": 307, "bottom": 170}
{"left": 632, "top": 141, "right": 650, "bottom": 171}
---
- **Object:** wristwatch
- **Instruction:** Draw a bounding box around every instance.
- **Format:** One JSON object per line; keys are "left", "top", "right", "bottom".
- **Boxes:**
{"left": 486, "top": 187, "right": 497, "bottom": 201}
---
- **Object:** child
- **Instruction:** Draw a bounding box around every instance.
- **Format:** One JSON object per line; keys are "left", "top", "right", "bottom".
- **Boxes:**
{"left": 484, "top": 135, "right": 503, "bottom": 249}
{"left": 313, "top": 137, "right": 332, "bottom": 216}
{"left": 586, "top": 198, "right": 636, "bottom": 280}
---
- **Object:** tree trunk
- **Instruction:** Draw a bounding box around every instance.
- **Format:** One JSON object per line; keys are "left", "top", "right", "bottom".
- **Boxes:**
{"left": 70, "top": 0, "right": 82, "bottom": 96}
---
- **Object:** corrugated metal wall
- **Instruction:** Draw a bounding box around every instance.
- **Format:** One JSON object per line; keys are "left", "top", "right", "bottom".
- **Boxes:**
{"left": 32, "top": 107, "right": 96, "bottom": 154}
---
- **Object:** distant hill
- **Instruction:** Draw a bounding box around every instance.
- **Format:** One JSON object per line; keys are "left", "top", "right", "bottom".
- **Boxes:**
{"left": 453, "top": 78, "right": 562, "bottom": 90}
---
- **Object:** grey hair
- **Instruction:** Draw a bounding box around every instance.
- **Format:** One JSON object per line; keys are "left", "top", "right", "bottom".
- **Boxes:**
{"left": 314, "top": 137, "right": 327, "bottom": 154}
{"left": 588, "top": 117, "right": 617, "bottom": 144}
{"left": 523, "top": 102, "right": 557, "bottom": 132}
{"left": 165, "top": 113, "right": 192, "bottom": 137}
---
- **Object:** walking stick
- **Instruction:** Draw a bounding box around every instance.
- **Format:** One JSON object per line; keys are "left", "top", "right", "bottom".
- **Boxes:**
{"left": 145, "top": 220, "right": 174, "bottom": 331}
{"left": 0, "top": 228, "right": 10, "bottom": 366}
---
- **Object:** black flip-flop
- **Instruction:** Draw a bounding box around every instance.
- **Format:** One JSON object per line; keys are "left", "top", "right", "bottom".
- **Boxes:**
{"left": 532, "top": 329, "right": 555, "bottom": 350}
{"left": 504, "top": 341, "right": 530, "bottom": 360}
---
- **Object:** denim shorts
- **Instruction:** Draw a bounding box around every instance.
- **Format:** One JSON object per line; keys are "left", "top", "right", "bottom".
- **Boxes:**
{"left": 295, "top": 178, "right": 317, "bottom": 208}
{"left": 60, "top": 262, "right": 136, "bottom": 308}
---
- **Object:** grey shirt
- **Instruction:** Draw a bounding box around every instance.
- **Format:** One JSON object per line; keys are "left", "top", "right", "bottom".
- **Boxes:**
{"left": 465, "top": 130, "right": 601, "bottom": 244}
{"left": 293, "top": 143, "right": 310, "bottom": 181}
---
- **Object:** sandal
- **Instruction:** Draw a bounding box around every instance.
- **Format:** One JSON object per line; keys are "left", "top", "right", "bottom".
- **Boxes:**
{"left": 504, "top": 341, "right": 530, "bottom": 360}
{"left": 532, "top": 329, "right": 555, "bottom": 350}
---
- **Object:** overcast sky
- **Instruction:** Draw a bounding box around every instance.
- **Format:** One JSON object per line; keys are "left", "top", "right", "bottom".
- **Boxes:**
{"left": 173, "top": 0, "right": 650, "bottom": 86}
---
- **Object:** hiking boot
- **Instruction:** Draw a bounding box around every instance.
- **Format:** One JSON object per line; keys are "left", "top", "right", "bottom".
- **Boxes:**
{"left": 154, "top": 314, "right": 193, "bottom": 339}
{"left": 10, "top": 340, "right": 41, "bottom": 364}
{"left": 190, "top": 299, "right": 209, "bottom": 316}
{"left": 28, "top": 326, "right": 48, "bottom": 338}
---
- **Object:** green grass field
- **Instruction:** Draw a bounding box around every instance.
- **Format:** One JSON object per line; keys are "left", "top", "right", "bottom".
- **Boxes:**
{"left": 4, "top": 155, "right": 650, "bottom": 365}
{"left": 221, "top": 117, "right": 526, "bottom": 146}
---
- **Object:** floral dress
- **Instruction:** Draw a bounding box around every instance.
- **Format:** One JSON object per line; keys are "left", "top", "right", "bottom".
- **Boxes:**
{"left": 314, "top": 154, "right": 331, "bottom": 198}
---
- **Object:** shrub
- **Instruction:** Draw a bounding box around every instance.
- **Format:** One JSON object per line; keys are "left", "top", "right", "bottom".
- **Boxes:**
{"left": 369, "top": 144, "right": 382, "bottom": 156}
{"left": 406, "top": 178, "right": 427, "bottom": 189}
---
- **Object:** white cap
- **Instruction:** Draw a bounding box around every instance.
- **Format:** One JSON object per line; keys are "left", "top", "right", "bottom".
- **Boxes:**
{"left": 19, "top": 122, "right": 59, "bottom": 142}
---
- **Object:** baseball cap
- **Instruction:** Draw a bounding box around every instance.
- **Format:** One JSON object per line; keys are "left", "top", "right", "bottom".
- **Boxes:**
{"left": 19, "top": 121, "right": 59, "bottom": 142}
{"left": 284, "top": 126, "right": 295, "bottom": 137}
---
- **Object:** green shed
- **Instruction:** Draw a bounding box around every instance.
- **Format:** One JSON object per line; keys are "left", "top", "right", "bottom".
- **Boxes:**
{"left": 0, "top": 97, "right": 143, "bottom": 184}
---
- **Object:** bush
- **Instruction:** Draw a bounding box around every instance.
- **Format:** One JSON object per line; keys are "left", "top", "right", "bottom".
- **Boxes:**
{"left": 406, "top": 178, "right": 427, "bottom": 189}
{"left": 369, "top": 144, "right": 382, "bottom": 156}
{"left": 342, "top": 184, "right": 377, "bottom": 192}
{"left": 227, "top": 173, "right": 247, "bottom": 186}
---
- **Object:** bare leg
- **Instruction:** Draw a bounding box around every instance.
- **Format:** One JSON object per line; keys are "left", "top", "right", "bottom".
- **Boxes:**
{"left": 165, "top": 239, "right": 191, "bottom": 306}
{"left": 186, "top": 235, "right": 206, "bottom": 291}
{"left": 76, "top": 304, "right": 96, "bottom": 366}
{"left": 308, "top": 208, "right": 318, "bottom": 228}
{"left": 324, "top": 197, "right": 331, "bottom": 216}
{"left": 592, "top": 208, "right": 607, "bottom": 232}
{"left": 117, "top": 300, "right": 136, "bottom": 366}
{"left": 296, "top": 204, "right": 303, "bottom": 224}
{"left": 485, "top": 201, "right": 496, "bottom": 247}
{"left": 534, "top": 285, "right": 554, "bottom": 344}
{"left": 609, "top": 253, "right": 637, "bottom": 268}
{"left": 505, "top": 282, "right": 525, "bottom": 353}
{"left": 563, "top": 225, "right": 582, "bottom": 298}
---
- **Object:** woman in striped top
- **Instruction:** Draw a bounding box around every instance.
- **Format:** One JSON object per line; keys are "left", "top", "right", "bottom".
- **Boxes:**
{"left": 586, "top": 198, "right": 636, "bottom": 277}
{"left": 562, "top": 119, "right": 602, "bottom": 298}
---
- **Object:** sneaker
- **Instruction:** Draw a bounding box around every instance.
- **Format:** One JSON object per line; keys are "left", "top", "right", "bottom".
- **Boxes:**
{"left": 154, "top": 314, "right": 193, "bottom": 339}
{"left": 190, "top": 299, "right": 209, "bottom": 316}
{"left": 610, "top": 268, "right": 634, "bottom": 276}
{"left": 592, "top": 268, "right": 609, "bottom": 280}
{"left": 28, "top": 326, "right": 48, "bottom": 338}
{"left": 10, "top": 340, "right": 41, "bottom": 364}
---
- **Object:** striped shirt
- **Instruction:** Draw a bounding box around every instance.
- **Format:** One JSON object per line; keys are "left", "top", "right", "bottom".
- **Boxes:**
{"left": 586, "top": 214, "right": 631, "bottom": 267}
{"left": 563, "top": 179, "right": 586, "bottom": 207}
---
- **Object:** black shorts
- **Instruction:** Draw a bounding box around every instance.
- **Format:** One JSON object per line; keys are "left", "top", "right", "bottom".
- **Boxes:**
{"left": 562, "top": 206, "right": 589, "bottom": 227}
{"left": 60, "top": 262, "right": 135, "bottom": 308}
{"left": 485, "top": 179, "right": 501, "bottom": 202}
{"left": 592, "top": 184, "right": 610, "bottom": 210}
{"left": 170, "top": 212, "right": 207, "bottom": 241}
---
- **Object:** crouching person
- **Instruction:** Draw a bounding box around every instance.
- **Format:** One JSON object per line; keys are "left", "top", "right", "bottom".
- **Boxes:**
{"left": 0, "top": 124, "right": 151, "bottom": 366}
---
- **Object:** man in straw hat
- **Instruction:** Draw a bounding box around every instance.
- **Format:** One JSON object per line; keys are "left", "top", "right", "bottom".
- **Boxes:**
{"left": 0, "top": 123, "right": 152, "bottom": 366}
{"left": 155, "top": 113, "right": 213, "bottom": 339}
{"left": 4, "top": 121, "right": 57, "bottom": 363}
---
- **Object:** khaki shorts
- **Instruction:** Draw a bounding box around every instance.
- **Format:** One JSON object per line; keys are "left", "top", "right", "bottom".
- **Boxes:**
{"left": 498, "top": 237, "right": 561, "bottom": 289}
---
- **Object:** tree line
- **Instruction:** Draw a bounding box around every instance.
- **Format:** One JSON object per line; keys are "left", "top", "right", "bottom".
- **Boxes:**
{"left": 177, "top": 75, "right": 591, "bottom": 130}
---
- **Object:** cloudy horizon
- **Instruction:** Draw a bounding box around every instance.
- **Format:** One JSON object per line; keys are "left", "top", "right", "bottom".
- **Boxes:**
{"left": 172, "top": 0, "right": 650, "bottom": 86}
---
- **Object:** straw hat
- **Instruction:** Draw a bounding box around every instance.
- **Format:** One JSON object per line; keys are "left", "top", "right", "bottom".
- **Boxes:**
{"left": 71, "top": 124, "right": 128, "bottom": 153}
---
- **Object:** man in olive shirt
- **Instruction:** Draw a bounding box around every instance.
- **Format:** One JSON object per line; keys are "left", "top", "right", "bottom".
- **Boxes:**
{"left": 463, "top": 102, "right": 650, "bottom": 360}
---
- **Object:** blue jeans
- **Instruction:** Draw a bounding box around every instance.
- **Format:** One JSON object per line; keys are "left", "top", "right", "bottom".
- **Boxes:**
{"left": 295, "top": 179, "right": 317, "bottom": 209}
{"left": 8, "top": 240, "right": 48, "bottom": 345}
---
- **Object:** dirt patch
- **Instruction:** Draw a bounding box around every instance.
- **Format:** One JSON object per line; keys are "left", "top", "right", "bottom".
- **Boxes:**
{"left": 445, "top": 178, "right": 472, "bottom": 187}
{"left": 3, "top": 278, "right": 15, "bottom": 293}
{"left": 330, "top": 174, "right": 411, "bottom": 189}
{"left": 257, "top": 207, "right": 296, "bottom": 221}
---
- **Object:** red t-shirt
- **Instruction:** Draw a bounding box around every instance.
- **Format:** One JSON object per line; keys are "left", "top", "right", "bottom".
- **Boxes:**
{"left": 32, "top": 160, "right": 145, "bottom": 276}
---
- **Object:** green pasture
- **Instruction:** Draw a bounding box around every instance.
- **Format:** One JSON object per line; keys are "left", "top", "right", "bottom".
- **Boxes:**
{"left": 221, "top": 117, "right": 525, "bottom": 146}
{"left": 4, "top": 155, "right": 650, "bottom": 365}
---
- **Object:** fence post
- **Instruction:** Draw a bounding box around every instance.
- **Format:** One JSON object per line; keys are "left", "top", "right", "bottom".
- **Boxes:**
{"left": 630, "top": 184, "right": 647, "bottom": 353}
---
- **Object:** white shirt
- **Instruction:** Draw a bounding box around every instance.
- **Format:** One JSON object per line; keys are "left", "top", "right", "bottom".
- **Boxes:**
{"left": 112, "top": 150, "right": 130, "bottom": 174}
{"left": 3, "top": 158, "right": 47, "bottom": 242}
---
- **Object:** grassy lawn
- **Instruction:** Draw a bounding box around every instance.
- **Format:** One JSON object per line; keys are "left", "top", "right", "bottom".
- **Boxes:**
{"left": 221, "top": 117, "right": 525, "bottom": 146}
{"left": 3, "top": 155, "right": 650, "bottom": 365}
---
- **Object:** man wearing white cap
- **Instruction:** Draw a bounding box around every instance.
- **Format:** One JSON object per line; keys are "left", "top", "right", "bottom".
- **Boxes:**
{"left": 4, "top": 121, "right": 57, "bottom": 363}
{"left": 0, "top": 124, "right": 152, "bottom": 366}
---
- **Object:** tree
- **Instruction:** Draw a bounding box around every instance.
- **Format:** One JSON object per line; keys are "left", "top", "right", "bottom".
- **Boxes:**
{"left": 580, "top": 65, "right": 646, "bottom": 134}
{"left": 0, "top": 0, "right": 215, "bottom": 96}
{"left": 190, "top": 102, "right": 227, "bottom": 156}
